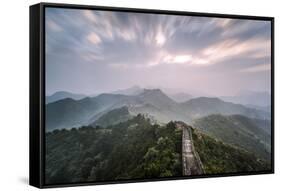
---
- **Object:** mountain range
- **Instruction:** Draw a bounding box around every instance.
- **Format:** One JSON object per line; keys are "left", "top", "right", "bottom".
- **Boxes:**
{"left": 46, "top": 91, "right": 87, "bottom": 104}
{"left": 45, "top": 88, "right": 272, "bottom": 183}
{"left": 46, "top": 88, "right": 270, "bottom": 131}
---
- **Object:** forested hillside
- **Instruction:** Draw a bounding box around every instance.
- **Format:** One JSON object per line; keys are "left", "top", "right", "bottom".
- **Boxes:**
{"left": 46, "top": 115, "right": 182, "bottom": 184}
{"left": 193, "top": 114, "right": 271, "bottom": 161}
{"left": 191, "top": 128, "right": 270, "bottom": 174}
{"left": 46, "top": 115, "right": 270, "bottom": 184}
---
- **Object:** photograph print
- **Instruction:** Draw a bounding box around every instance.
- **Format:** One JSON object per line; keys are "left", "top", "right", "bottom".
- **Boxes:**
{"left": 45, "top": 6, "right": 272, "bottom": 185}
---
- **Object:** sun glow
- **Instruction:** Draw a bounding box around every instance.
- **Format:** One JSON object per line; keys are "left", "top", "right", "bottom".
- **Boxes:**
{"left": 163, "top": 54, "right": 193, "bottom": 64}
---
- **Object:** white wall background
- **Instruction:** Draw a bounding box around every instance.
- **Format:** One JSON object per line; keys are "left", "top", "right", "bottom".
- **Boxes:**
{"left": 0, "top": 0, "right": 279, "bottom": 190}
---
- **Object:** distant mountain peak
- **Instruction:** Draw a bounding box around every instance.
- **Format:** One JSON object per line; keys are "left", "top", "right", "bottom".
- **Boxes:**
{"left": 141, "top": 88, "right": 164, "bottom": 95}
{"left": 188, "top": 97, "right": 223, "bottom": 103}
{"left": 139, "top": 89, "right": 173, "bottom": 101}
{"left": 49, "top": 91, "right": 67, "bottom": 96}
{"left": 46, "top": 91, "right": 86, "bottom": 104}
{"left": 49, "top": 91, "right": 84, "bottom": 96}
{"left": 111, "top": 86, "right": 143, "bottom": 95}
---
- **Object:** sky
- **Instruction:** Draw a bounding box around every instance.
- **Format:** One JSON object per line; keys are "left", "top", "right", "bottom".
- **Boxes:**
{"left": 46, "top": 8, "right": 271, "bottom": 96}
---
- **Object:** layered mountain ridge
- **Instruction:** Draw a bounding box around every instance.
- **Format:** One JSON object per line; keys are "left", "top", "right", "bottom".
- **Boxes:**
{"left": 46, "top": 89, "right": 270, "bottom": 131}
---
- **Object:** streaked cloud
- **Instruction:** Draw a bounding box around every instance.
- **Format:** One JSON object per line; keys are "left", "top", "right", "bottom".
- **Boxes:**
{"left": 87, "top": 32, "right": 101, "bottom": 44}
{"left": 45, "top": 7, "right": 271, "bottom": 96}
{"left": 197, "top": 37, "right": 271, "bottom": 65}
{"left": 83, "top": 10, "right": 98, "bottom": 23}
{"left": 164, "top": 55, "right": 192, "bottom": 64}
{"left": 46, "top": 19, "right": 63, "bottom": 32}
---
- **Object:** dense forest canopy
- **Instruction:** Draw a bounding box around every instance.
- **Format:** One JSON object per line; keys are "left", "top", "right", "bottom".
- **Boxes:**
{"left": 46, "top": 114, "right": 270, "bottom": 184}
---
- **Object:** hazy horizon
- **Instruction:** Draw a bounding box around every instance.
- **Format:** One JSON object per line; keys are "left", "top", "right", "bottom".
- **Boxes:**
{"left": 46, "top": 85, "right": 271, "bottom": 98}
{"left": 46, "top": 8, "right": 271, "bottom": 96}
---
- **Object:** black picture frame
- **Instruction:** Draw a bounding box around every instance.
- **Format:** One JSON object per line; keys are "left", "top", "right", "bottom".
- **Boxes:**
{"left": 30, "top": 2, "right": 275, "bottom": 189}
